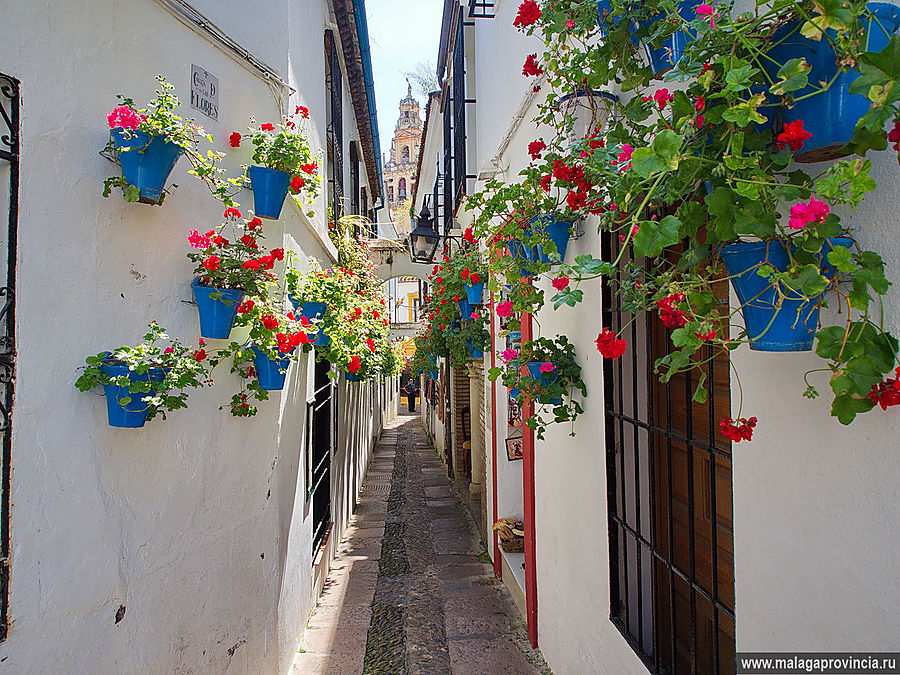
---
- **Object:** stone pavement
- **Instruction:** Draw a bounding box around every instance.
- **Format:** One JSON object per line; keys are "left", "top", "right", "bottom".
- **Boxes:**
{"left": 291, "top": 413, "right": 550, "bottom": 675}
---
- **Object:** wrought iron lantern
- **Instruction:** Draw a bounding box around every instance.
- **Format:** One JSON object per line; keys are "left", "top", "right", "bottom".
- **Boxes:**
{"left": 406, "top": 205, "right": 441, "bottom": 264}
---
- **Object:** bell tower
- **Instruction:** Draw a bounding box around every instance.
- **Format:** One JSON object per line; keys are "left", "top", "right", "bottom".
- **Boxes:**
{"left": 383, "top": 82, "right": 423, "bottom": 234}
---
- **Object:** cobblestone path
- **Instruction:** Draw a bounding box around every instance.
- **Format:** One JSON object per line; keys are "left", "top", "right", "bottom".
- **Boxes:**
{"left": 291, "top": 414, "right": 550, "bottom": 674}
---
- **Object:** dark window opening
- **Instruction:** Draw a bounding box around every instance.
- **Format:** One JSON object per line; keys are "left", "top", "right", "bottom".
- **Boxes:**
{"left": 602, "top": 233, "right": 736, "bottom": 675}
{"left": 308, "top": 356, "right": 334, "bottom": 554}
{"left": 325, "top": 30, "right": 344, "bottom": 223}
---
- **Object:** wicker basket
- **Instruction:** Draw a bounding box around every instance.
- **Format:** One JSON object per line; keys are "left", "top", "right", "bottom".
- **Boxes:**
{"left": 500, "top": 537, "right": 525, "bottom": 553}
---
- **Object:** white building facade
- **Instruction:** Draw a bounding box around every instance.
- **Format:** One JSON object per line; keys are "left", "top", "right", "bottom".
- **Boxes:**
{"left": 414, "top": 1, "right": 900, "bottom": 674}
{"left": 0, "top": 1, "right": 397, "bottom": 672}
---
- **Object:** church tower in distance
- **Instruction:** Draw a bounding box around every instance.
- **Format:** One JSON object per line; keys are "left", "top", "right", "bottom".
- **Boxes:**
{"left": 384, "top": 83, "right": 422, "bottom": 235}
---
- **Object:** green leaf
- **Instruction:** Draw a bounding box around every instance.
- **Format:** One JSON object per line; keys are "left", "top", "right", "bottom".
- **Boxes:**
{"left": 721, "top": 93, "right": 767, "bottom": 127}
{"left": 692, "top": 371, "right": 708, "bottom": 403}
{"left": 117, "top": 396, "right": 132, "bottom": 405}
{"left": 724, "top": 64, "right": 758, "bottom": 92}
{"left": 831, "top": 394, "right": 875, "bottom": 424}
{"left": 826, "top": 246, "right": 854, "bottom": 273}
{"left": 123, "top": 184, "right": 141, "bottom": 202}
{"left": 633, "top": 215, "right": 682, "bottom": 258}
{"left": 770, "top": 58, "right": 811, "bottom": 95}
{"left": 847, "top": 35, "right": 900, "bottom": 103}
{"left": 552, "top": 288, "right": 583, "bottom": 309}
{"left": 789, "top": 264, "right": 828, "bottom": 296}
{"left": 815, "top": 325, "right": 848, "bottom": 361}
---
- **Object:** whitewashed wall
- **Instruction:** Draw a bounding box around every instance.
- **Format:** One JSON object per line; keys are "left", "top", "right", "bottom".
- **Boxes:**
{"left": 454, "top": 0, "right": 900, "bottom": 672}
{"left": 0, "top": 0, "right": 386, "bottom": 672}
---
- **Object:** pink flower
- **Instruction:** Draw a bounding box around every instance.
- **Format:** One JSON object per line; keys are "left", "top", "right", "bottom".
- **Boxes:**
{"left": 614, "top": 144, "right": 633, "bottom": 172}
{"left": 187, "top": 229, "right": 212, "bottom": 249}
{"left": 539, "top": 362, "right": 556, "bottom": 374}
{"left": 496, "top": 301, "right": 514, "bottom": 318}
{"left": 500, "top": 347, "right": 519, "bottom": 363}
{"left": 566, "top": 19, "right": 576, "bottom": 28}
{"left": 696, "top": 3, "right": 716, "bottom": 28}
{"left": 654, "top": 88, "right": 674, "bottom": 109}
{"left": 470, "top": 311, "right": 480, "bottom": 320}
{"left": 163, "top": 346, "right": 175, "bottom": 354}
{"left": 552, "top": 276, "right": 570, "bottom": 291}
{"left": 889, "top": 119, "right": 900, "bottom": 151}
{"left": 788, "top": 197, "right": 830, "bottom": 230}
{"left": 107, "top": 105, "right": 145, "bottom": 130}
{"left": 694, "top": 114, "right": 705, "bottom": 129}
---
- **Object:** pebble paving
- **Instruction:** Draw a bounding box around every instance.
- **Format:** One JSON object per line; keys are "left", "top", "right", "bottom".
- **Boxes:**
{"left": 292, "top": 413, "right": 551, "bottom": 675}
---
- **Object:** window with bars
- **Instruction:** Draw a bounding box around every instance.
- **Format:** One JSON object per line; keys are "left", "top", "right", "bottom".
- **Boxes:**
{"left": 325, "top": 30, "right": 344, "bottom": 221}
{"left": 307, "top": 357, "right": 334, "bottom": 554}
{"left": 602, "top": 233, "right": 736, "bottom": 675}
{"left": 0, "top": 72, "right": 18, "bottom": 643}
{"left": 452, "top": 17, "right": 467, "bottom": 209}
{"left": 349, "top": 141, "right": 360, "bottom": 217}
{"left": 468, "top": 0, "right": 496, "bottom": 18}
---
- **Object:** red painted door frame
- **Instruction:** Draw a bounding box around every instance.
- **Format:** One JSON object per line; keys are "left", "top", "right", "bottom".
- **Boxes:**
{"left": 489, "top": 290, "right": 502, "bottom": 579}
{"left": 520, "top": 305, "right": 538, "bottom": 648}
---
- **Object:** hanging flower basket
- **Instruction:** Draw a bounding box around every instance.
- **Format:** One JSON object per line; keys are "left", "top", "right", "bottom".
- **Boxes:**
{"left": 458, "top": 296, "right": 473, "bottom": 320}
{"left": 345, "top": 371, "right": 362, "bottom": 382}
{"left": 529, "top": 215, "right": 574, "bottom": 265}
{"left": 762, "top": 2, "right": 900, "bottom": 162}
{"left": 526, "top": 361, "right": 563, "bottom": 405}
{"left": 251, "top": 345, "right": 293, "bottom": 391}
{"left": 191, "top": 278, "right": 245, "bottom": 339}
{"left": 638, "top": 0, "right": 696, "bottom": 77}
{"left": 248, "top": 165, "right": 291, "bottom": 219}
{"left": 465, "top": 281, "right": 485, "bottom": 305}
{"left": 111, "top": 129, "right": 183, "bottom": 205}
{"left": 291, "top": 299, "right": 328, "bottom": 345}
{"left": 720, "top": 238, "right": 853, "bottom": 352}
{"left": 99, "top": 361, "right": 167, "bottom": 428}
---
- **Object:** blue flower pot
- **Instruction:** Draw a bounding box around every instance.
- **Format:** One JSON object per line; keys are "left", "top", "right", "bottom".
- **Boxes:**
{"left": 99, "top": 362, "right": 166, "bottom": 428}
{"left": 507, "top": 239, "right": 536, "bottom": 277}
{"left": 292, "top": 300, "right": 328, "bottom": 345}
{"left": 345, "top": 371, "right": 362, "bottom": 382}
{"left": 596, "top": 0, "right": 616, "bottom": 32}
{"left": 252, "top": 345, "right": 294, "bottom": 391}
{"left": 761, "top": 3, "right": 900, "bottom": 161}
{"left": 639, "top": 0, "right": 696, "bottom": 77}
{"left": 111, "top": 129, "right": 183, "bottom": 204}
{"left": 529, "top": 215, "right": 574, "bottom": 265}
{"left": 248, "top": 165, "right": 291, "bottom": 220}
{"left": 509, "top": 387, "right": 520, "bottom": 400}
{"left": 458, "top": 297, "right": 473, "bottom": 320}
{"left": 465, "top": 281, "right": 485, "bottom": 305}
{"left": 526, "top": 361, "right": 563, "bottom": 405}
{"left": 467, "top": 343, "right": 483, "bottom": 359}
{"left": 429, "top": 369, "right": 440, "bottom": 380}
{"left": 720, "top": 237, "right": 853, "bottom": 352}
{"left": 191, "top": 278, "right": 245, "bottom": 339}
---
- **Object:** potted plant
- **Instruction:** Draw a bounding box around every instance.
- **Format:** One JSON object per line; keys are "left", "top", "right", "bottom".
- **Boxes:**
{"left": 241, "top": 299, "right": 314, "bottom": 391}
{"left": 231, "top": 106, "right": 322, "bottom": 219}
{"left": 504, "top": 0, "right": 900, "bottom": 433}
{"left": 285, "top": 260, "right": 346, "bottom": 347}
{"left": 489, "top": 335, "right": 586, "bottom": 439}
{"left": 103, "top": 75, "right": 240, "bottom": 205}
{"left": 187, "top": 207, "right": 285, "bottom": 339}
{"left": 75, "top": 322, "right": 210, "bottom": 428}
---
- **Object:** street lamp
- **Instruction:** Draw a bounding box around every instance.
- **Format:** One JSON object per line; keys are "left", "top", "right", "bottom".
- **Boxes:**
{"left": 406, "top": 205, "right": 441, "bottom": 264}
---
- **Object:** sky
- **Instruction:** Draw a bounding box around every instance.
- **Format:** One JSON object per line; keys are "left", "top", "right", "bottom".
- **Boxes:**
{"left": 365, "top": 0, "right": 444, "bottom": 162}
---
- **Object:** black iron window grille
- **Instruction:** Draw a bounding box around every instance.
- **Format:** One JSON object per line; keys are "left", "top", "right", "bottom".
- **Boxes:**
{"left": 452, "top": 18, "right": 467, "bottom": 211}
{"left": 468, "top": 0, "right": 496, "bottom": 18}
{"left": 349, "top": 141, "right": 360, "bottom": 219}
{"left": 0, "top": 72, "right": 18, "bottom": 643}
{"left": 602, "top": 232, "right": 736, "bottom": 675}
{"left": 325, "top": 30, "right": 344, "bottom": 221}
{"left": 442, "top": 96, "right": 453, "bottom": 235}
{"left": 308, "top": 357, "right": 334, "bottom": 554}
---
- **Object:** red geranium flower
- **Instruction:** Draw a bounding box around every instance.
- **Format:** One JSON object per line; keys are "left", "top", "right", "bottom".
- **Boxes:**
{"left": 719, "top": 417, "right": 757, "bottom": 443}
{"left": 193, "top": 349, "right": 207, "bottom": 362}
{"left": 261, "top": 314, "right": 279, "bottom": 330}
{"left": 868, "top": 367, "right": 900, "bottom": 410}
{"left": 463, "top": 227, "right": 477, "bottom": 244}
{"left": 513, "top": 0, "right": 541, "bottom": 29}
{"left": 290, "top": 175, "right": 305, "bottom": 192}
{"left": 657, "top": 293, "right": 687, "bottom": 328}
{"left": 522, "top": 54, "right": 543, "bottom": 77}
{"left": 223, "top": 207, "right": 242, "bottom": 219}
{"left": 240, "top": 234, "right": 258, "bottom": 249}
{"left": 202, "top": 255, "right": 220, "bottom": 271}
{"left": 595, "top": 328, "right": 627, "bottom": 359}
{"left": 348, "top": 355, "right": 362, "bottom": 373}
{"left": 301, "top": 162, "right": 318, "bottom": 174}
{"left": 237, "top": 300, "right": 255, "bottom": 314}
{"left": 776, "top": 120, "right": 812, "bottom": 152}
{"left": 261, "top": 123, "right": 275, "bottom": 131}
{"left": 295, "top": 105, "right": 310, "bottom": 119}
{"left": 229, "top": 132, "right": 241, "bottom": 147}
{"left": 247, "top": 217, "right": 263, "bottom": 230}
{"left": 528, "top": 139, "right": 547, "bottom": 160}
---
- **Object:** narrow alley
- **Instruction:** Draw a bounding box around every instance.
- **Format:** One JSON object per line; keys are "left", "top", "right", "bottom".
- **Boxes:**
{"left": 291, "top": 414, "right": 550, "bottom": 675}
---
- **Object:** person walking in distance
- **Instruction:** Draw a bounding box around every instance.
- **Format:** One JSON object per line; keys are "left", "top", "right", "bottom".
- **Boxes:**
{"left": 404, "top": 377, "right": 419, "bottom": 413}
